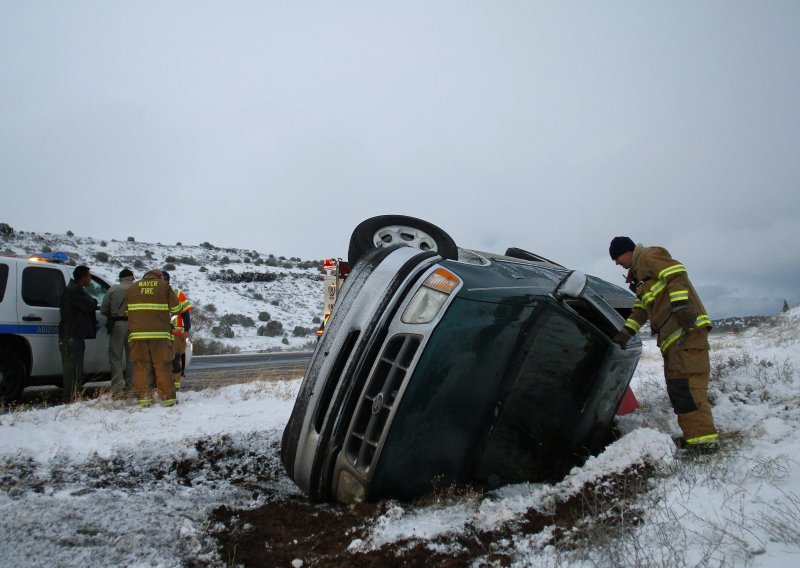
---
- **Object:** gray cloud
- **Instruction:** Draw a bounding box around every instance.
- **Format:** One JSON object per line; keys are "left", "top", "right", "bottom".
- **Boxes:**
{"left": 2, "top": 1, "right": 798, "bottom": 318}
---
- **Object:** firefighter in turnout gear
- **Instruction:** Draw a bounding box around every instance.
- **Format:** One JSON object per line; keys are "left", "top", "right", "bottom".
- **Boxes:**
{"left": 125, "top": 269, "right": 185, "bottom": 407}
{"left": 609, "top": 237, "right": 719, "bottom": 454}
{"left": 162, "top": 271, "right": 192, "bottom": 390}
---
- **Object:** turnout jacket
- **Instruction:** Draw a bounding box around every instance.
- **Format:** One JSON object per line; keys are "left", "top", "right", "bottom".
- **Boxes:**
{"left": 125, "top": 270, "right": 184, "bottom": 341}
{"left": 623, "top": 244, "right": 711, "bottom": 353}
{"left": 170, "top": 287, "right": 192, "bottom": 335}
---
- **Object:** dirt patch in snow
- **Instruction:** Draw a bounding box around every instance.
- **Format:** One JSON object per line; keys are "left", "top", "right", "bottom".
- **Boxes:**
{"left": 204, "top": 461, "right": 654, "bottom": 567}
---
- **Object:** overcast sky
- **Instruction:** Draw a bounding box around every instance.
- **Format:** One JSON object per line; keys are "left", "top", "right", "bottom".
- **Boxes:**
{"left": 2, "top": 1, "right": 798, "bottom": 318}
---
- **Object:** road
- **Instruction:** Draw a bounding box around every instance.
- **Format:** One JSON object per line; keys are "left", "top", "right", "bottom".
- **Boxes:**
{"left": 17, "top": 351, "right": 313, "bottom": 406}
{"left": 186, "top": 351, "right": 312, "bottom": 388}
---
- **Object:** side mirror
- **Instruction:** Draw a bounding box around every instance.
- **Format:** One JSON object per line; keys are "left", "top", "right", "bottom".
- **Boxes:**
{"left": 553, "top": 270, "right": 588, "bottom": 300}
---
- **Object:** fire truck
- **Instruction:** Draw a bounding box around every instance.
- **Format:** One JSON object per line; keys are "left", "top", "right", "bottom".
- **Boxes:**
{"left": 317, "top": 258, "right": 350, "bottom": 336}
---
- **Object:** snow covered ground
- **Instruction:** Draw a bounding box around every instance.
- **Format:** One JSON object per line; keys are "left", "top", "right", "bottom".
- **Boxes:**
{"left": 3, "top": 226, "right": 800, "bottom": 565}
{"left": 2, "top": 304, "right": 799, "bottom": 565}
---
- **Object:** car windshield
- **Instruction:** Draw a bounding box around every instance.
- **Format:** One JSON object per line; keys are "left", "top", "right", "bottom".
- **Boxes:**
{"left": 474, "top": 304, "right": 607, "bottom": 485}
{"left": 86, "top": 276, "right": 109, "bottom": 306}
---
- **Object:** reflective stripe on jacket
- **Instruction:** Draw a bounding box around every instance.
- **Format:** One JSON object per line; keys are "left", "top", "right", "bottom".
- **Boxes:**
{"left": 623, "top": 244, "right": 711, "bottom": 352}
{"left": 125, "top": 271, "right": 181, "bottom": 342}
{"left": 170, "top": 288, "right": 192, "bottom": 335}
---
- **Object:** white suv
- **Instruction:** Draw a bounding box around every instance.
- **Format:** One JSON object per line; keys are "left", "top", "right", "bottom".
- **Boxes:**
{"left": 0, "top": 253, "right": 112, "bottom": 403}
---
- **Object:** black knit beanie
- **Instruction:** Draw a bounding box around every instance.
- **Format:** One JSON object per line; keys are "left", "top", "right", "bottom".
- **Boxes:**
{"left": 609, "top": 236, "right": 635, "bottom": 259}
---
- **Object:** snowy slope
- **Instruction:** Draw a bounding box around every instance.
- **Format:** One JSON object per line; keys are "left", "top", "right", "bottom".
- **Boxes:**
{"left": 1, "top": 226, "right": 325, "bottom": 352}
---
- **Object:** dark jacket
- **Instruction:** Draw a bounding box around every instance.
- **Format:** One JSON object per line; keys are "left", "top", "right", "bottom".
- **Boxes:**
{"left": 60, "top": 279, "right": 98, "bottom": 339}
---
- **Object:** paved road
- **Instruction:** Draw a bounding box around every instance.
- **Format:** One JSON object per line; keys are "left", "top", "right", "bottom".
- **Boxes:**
{"left": 186, "top": 351, "right": 312, "bottom": 388}
{"left": 16, "top": 351, "right": 313, "bottom": 406}
{"left": 190, "top": 351, "right": 312, "bottom": 371}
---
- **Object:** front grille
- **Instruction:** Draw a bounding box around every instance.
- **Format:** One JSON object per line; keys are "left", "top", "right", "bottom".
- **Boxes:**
{"left": 345, "top": 333, "right": 421, "bottom": 474}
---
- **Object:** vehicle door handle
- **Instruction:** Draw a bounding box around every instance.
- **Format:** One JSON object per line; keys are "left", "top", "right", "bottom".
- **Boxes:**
{"left": 22, "top": 315, "right": 43, "bottom": 322}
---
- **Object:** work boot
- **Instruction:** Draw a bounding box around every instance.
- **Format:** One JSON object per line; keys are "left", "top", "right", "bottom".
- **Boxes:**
{"left": 674, "top": 436, "right": 721, "bottom": 456}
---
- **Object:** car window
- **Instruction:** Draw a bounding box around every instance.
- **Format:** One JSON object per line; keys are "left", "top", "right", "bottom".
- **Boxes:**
{"left": 86, "top": 275, "right": 109, "bottom": 307}
{"left": 21, "top": 266, "right": 66, "bottom": 308}
{"left": 475, "top": 304, "right": 607, "bottom": 483}
{"left": 0, "top": 263, "right": 8, "bottom": 303}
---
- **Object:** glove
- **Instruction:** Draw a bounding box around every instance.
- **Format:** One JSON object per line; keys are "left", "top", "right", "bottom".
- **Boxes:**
{"left": 613, "top": 329, "right": 631, "bottom": 349}
{"left": 673, "top": 307, "right": 697, "bottom": 332}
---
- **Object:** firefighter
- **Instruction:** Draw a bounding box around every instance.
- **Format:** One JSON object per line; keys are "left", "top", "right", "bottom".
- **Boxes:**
{"left": 162, "top": 270, "right": 192, "bottom": 390}
{"left": 125, "top": 269, "right": 183, "bottom": 407}
{"left": 609, "top": 236, "right": 718, "bottom": 454}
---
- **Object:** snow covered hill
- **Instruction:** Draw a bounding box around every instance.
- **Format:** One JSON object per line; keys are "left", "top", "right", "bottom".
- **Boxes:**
{"left": 0, "top": 224, "right": 325, "bottom": 353}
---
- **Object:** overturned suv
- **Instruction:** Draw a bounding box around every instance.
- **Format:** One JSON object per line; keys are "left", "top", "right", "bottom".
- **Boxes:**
{"left": 281, "top": 216, "right": 642, "bottom": 504}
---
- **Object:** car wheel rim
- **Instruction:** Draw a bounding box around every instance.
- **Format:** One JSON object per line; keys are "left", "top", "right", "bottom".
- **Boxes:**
{"left": 372, "top": 225, "right": 438, "bottom": 253}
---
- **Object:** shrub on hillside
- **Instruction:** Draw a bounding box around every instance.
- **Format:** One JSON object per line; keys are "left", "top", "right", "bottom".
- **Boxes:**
{"left": 94, "top": 252, "right": 109, "bottom": 263}
{"left": 258, "top": 311, "right": 271, "bottom": 322}
{"left": 257, "top": 320, "right": 284, "bottom": 337}
{"left": 292, "top": 326, "right": 312, "bottom": 337}
{"left": 207, "top": 270, "right": 279, "bottom": 284}
{"left": 212, "top": 324, "right": 234, "bottom": 338}
{"left": 191, "top": 337, "right": 240, "bottom": 355}
{"left": 219, "top": 313, "right": 255, "bottom": 328}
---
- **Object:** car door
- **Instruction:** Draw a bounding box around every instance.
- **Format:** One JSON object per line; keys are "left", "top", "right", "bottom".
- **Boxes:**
{"left": 17, "top": 263, "right": 67, "bottom": 376}
{"left": 82, "top": 275, "right": 111, "bottom": 374}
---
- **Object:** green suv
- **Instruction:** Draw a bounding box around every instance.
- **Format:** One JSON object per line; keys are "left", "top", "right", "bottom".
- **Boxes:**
{"left": 282, "top": 216, "right": 641, "bottom": 504}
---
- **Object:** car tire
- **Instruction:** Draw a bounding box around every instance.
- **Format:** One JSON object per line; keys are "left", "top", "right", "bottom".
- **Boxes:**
{"left": 0, "top": 348, "right": 25, "bottom": 404}
{"left": 348, "top": 215, "right": 458, "bottom": 267}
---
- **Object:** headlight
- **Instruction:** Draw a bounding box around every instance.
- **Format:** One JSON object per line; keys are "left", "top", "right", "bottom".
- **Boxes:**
{"left": 401, "top": 268, "right": 460, "bottom": 324}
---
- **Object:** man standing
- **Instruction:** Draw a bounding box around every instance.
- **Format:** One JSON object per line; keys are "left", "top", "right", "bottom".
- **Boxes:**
{"left": 162, "top": 271, "right": 192, "bottom": 390}
{"left": 126, "top": 269, "right": 181, "bottom": 407}
{"left": 609, "top": 237, "right": 718, "bottom": 454}
{"left": 100, "top": 268, "right": 135, "bottom": 395}
{"left": 59, "top": 265, "right": 97, "bottom": 403}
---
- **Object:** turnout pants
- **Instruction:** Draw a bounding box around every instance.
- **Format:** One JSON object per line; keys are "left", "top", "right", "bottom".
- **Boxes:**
{"left": 662, "top": 328, "right": 716, "bottom": 440}
{"left": 129, "top": 339, "right": 175, "bottom": 404}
